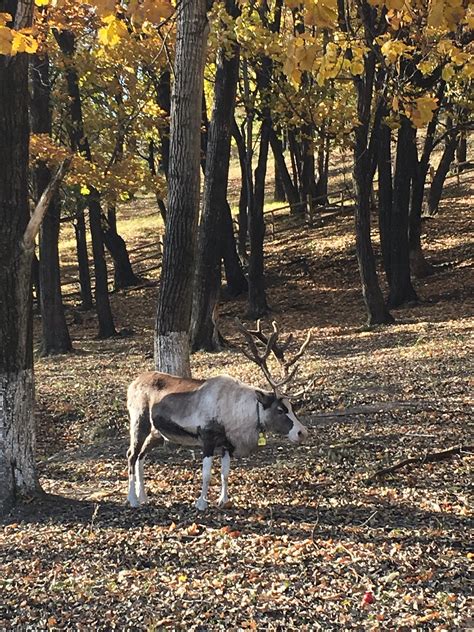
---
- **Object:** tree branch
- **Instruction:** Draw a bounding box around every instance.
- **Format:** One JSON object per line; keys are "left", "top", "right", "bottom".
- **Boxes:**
{"left": 23, "top": 157, "right": 72, "bottom": 252}
{"left": 367, "top": 445, "right": 473, "bottom": 482}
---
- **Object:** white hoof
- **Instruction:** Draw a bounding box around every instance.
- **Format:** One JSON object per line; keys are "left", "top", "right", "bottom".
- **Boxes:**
{"left": 217, "top": 495, "right": 229, "bottom": 508}
{"left": 195, "top": 498, "right": 208, "bottom": 511}
{"left": 128, "top": 494, "right": 141, "bottom": 508}
{"left": 137, "top": 491, "right": 148, "bottom": 504}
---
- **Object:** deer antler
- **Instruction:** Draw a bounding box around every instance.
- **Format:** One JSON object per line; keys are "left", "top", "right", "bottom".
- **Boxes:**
{"left": 235, "top": 319, "right": 311, "bottom": 396}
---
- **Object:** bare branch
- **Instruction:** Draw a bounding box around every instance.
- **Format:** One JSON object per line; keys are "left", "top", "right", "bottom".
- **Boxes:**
{"left": 367, "top": 445, "right": 474, "bottom": 482}
{"left": 23, "top": 157, "right": 72, "bottom": 252}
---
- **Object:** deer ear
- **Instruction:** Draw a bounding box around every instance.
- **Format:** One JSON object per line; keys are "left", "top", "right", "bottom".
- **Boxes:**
{"left": 256, "top": 390, "right": 275, "bottom": 410}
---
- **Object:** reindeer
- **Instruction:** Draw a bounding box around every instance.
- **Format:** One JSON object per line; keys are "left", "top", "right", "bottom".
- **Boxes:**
{"left": 126, "top": 321, "right": 311, "bottom": 510}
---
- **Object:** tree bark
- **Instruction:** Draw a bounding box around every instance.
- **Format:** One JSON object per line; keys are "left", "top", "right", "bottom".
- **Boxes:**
{"left": 274, "top": 154, "right": 286, "bottom": 202}
{"left": 31, "top": 54, "right": 72, "bottom": 355}
{"left": 408, "top": 92, "right": 442, "bottom": 279}
{"left": 428, "top": 130, "right": 458, "bottom": 215}
{"left": 55, "top": 29, "right": 116, "bottom": 337}
{"left": 231, "top": 118, "right": 248, "bottom": 259}
{"left": 269, "top": 128, "right": 299, "bottom": 206}
{"left": 101, "top": 214, "right": 140, "bottom": 290}
{"left": 377, "top": 121, "right": 393, "bottom": 284}
{"left": 155, "top": 0, "right": 209, "bottom": 375}
{"left": 74, "top": 207, "right": 93, "bottom": 309}
{"left": 191, "top": 13, "right": 240, "bottom": 351}
{"left": 221, "top": 200, "right": 248, "bottom": 296}
{"left": 456, "top": 133, "right": 467, "bottom": 170}
{"left": 387, "top": 116, "right": 418, "bottom": 308}
{"left": 0, "top": 0, "right": 41, "bottom": 514}
{"left": 353, "top": 54, "right": 394, "bottom": 325}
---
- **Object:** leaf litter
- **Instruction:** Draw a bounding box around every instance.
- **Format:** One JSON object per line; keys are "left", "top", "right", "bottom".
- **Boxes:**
{"left": 1, "top": 175, "right": 473, "bottom": 630}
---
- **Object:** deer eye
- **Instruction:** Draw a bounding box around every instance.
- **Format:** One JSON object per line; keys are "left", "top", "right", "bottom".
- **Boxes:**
{"left": 277, "top": 406, "right": 285, "bottom": 413}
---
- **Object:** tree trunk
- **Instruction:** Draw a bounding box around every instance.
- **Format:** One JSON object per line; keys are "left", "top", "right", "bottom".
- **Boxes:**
{"left": 88, "top": 195, "right": 117, "bottom": 337}
{"left": 287, "top": 129, "right": 302, "bottom": 194}
{"left": 31, "top": 54, "right": 72, "bottom": 355}
{"left": 55, "top": 29, "right": 116, "bottom": 337}
{"left": 408, "top": 104, "right": 439, "bottom": 279}
{"left": 377, "top": 121, "right": 393, "bottom": 284}
{"left": 74, "top": 208, "right": 93, "bottom": 309}
{"left": 101, "top": 215, "right": 140, "bottom": 290}
{"left": 353, "top": 54, "right": 394, "bottom": 325}
{"left": 248, "top": 116, "right": 271, "bottom": 318}
{"left": 231, "top": 118, "right": 248, "bottom": 259}
{"left": 0, "top": 1, "right": 41, "bottom": 514}
{"left": 387, "top": 117, "right": 418, "bottom": 308}
{"left": 191, "top": 13, "right": 239, "bottom": 351}
{"left": 315, "top": 136, "right": 329, "bottom": 205}
{"left": 428, "top": 132, "right": 458, "bottom": 215}
{"left": 154, "top": 70, "right": 171, "bottom": 179}
{"left": 155, "top": 0, "right": 209, "bottom": 375}
{"left": 269, "top": 128, "right": 299, "bottom": 206}
{"left": 274, "top": 155, "right": 286, "bottom": 202}
{"left": 456, "top": 133, "right": 467, "bottom": 170}
{"left": 221, "top": 200, "right": 248, "bottom": 296}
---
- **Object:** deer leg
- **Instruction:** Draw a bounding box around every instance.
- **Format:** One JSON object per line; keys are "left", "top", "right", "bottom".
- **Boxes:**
{"left": 136, "top": 433, "right": 163, "bottom": 504}
{"left": 217, "top": 450, "right": 231, "bottom": 508}
{"left": 127, "top": 410, "right": 150, "bottom": 507}
{"left": 195, "top": 456, "right": 213, "bottom": 511}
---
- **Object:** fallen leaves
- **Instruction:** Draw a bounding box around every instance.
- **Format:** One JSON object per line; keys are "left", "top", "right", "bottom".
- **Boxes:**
{"left": 6, "top": 170, "right": 470, "bottom": 629}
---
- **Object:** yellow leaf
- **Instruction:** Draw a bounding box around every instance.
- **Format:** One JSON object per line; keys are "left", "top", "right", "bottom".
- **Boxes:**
{"left": 409, "top": 96, "right": 438, "bottom": 128}
{"left": 350, "top": 59, "right": 364, "bottom": 76}
{"left": 0, "top": 12, "right": 13, "bottom": 25}
{"left": 80, "top": 185, "right": 91, "bottom": 195}
{"left": 35, "top": 0, "right": 50, "bottom": 5}
{"left": 11, "top": 31, "right": 38, "bottom": 54}
{"left": 0, "top": 25, "right": 12, "bottom": 55}
{"left": 92, "top": 0, "right": 116, "bottom": 18}
{"left": 441, "top": 63, "right": 454, "bottom": 81}
{"left": 98, "top": 17, "right": 128, "bottom": 47}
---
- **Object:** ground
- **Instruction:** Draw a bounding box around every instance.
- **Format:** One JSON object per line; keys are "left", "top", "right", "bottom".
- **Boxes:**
{"left": 1, "top": 162, "right": 473, "bottom": 630}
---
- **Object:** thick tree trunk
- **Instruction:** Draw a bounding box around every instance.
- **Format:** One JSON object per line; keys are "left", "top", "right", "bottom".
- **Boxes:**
{"left": 428, "top": 132, "right": 458, "bottom": 215}
{"left": 353, "top": 56, "right": 394, "bottom": 325}
{"left": 155, "top": 0, "right": 209, "bottom": 375}
{"left": 55, "top": 29, "right": 116, "bottom": 337}
{"left": 191, "top": 18, "right": 239, "bottom": 351}
{"left": 0, "top": 1, "right": 41, "bottom": 514}
{"left": 387, "top": 117, "right": 418, "bottom": 308}
{"left": 31, "top": 54, "right": 72, "bottom": 355}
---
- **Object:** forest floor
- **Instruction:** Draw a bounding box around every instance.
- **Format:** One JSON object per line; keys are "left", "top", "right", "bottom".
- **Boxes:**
{"left": 1, "top": 163, "right": 473, "bottom": 630}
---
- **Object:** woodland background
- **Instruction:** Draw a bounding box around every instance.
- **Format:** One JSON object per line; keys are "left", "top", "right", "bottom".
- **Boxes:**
{"left": 0, "top": 0, "right": 473, "bottom": 628}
